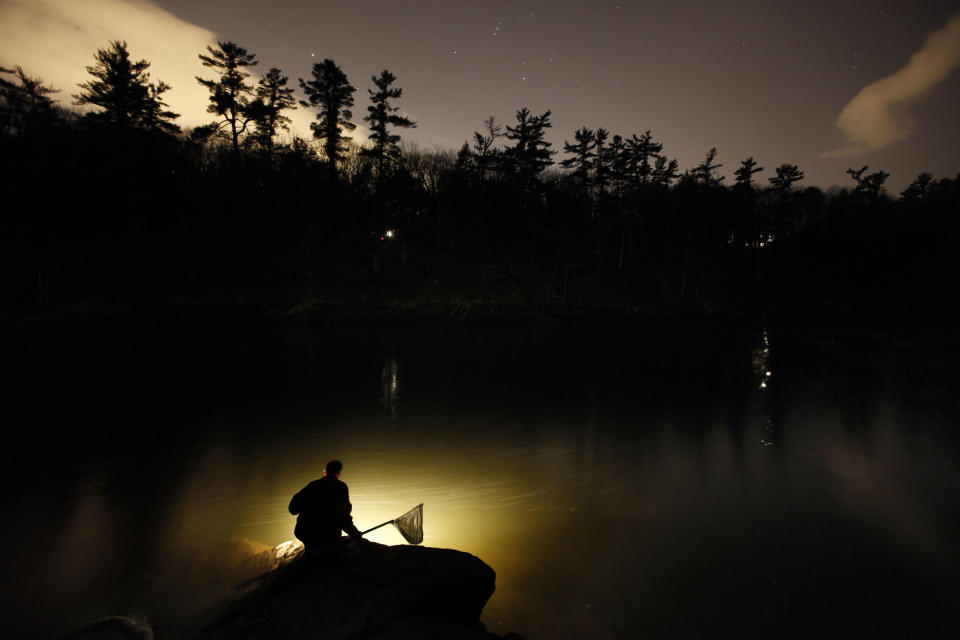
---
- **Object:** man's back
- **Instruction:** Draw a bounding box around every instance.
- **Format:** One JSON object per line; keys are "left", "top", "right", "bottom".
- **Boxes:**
{"left": 289, "top": 474, "right": 359, "bottom": 547}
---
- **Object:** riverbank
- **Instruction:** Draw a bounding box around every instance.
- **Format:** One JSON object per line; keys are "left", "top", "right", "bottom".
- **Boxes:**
{"left": 5, "top": 289, "right": 957, "bottom": 336}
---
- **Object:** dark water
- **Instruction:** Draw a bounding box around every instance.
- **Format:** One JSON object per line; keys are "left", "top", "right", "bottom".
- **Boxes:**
{"left": 2, "top": 321, "right": 959, "bottom": 638}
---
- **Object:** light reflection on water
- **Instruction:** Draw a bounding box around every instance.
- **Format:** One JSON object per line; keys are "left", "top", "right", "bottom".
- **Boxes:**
{"left": 3, "top": 325, "right": 960, "bottom": 638}
{"left": 380, "top": 356, "right": 400, "bottom": 424}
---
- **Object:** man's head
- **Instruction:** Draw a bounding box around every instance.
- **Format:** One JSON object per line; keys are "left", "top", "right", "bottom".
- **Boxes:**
{"left": 324, "top": 460, "right": 343, "bottom": 478}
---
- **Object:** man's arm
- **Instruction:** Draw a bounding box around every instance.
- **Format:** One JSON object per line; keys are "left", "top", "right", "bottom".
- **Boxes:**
{"left": 288, "top": 486, "right": 305, "bottom": 515}
{"left": 339, "top": 485, "right": 362, "bottom": 537}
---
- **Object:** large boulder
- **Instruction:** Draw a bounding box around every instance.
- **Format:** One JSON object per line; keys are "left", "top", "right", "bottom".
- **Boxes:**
{"left": 199, "top": 540, "right": 518, "bottom": 640}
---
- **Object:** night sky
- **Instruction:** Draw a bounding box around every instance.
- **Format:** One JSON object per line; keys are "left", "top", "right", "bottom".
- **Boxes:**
{"left": 2, "top": 0, "right": 959, "bottom": 192}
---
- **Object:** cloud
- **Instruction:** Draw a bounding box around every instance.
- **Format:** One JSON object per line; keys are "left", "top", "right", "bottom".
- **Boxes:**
{"left": 0, "top": 0, "right": 319, "bottom": 138}
{"left": 824, "top": 12, "right": 960, "bottom": 159}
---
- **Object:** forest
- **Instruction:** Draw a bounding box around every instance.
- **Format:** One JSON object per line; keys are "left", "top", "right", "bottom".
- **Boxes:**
{"left": 2, "top": 39, "right": 959, "bottom": 326}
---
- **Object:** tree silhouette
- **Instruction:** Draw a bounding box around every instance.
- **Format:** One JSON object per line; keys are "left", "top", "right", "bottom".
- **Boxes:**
{"left": 248, "top": 67, "right": 296, "bottom": 159}
{"left": 197, "top": 41, "right": 258, "bottom": 159}
{"left": 862, "top": 171, "right": 890, "bottom": 198}
{"left": 471, "top": 115, "right": 502, "bottom": 182}
{"left": 693, "top": 147, "right": 723, "bottom": 185}
{"left": 560, "top": 127, "right": 596, "bottom": 189}
{"left": 9, "top": 49, "right": 960, "bottom": 326}
{"left": 606, "top": 134, "right": 629, "bottom": 195}
{"left": 361, "top": 70, "right": 416, "bottom": 173}
{"left": 901, "top": 172, "right": 933, "bottom": 204}
{"left": 847, "top": 165, "right": 890, "bottom": 199}
{"left": 652, "top": 155, "right": 679, "bottom": 186}
{"left": 592, "top": 128, "right": 611, "bottom": 192}
{"left": 456, "top": 140, "right": 474, "bottom": 173}
{"left": 846, "top": 165, "right": 868, "bottom": 188}
{"left": 299, "top": 58, "right": 356, "bottom": 180}
{"left": 769, "top": 163, "right": 804, "bottom": 191}
{"left": 74, "top": 40, "right": 179, "bottom": 133}
{"left": 734, "top": 157, "right": 763, "bottom": 190}
{"left": 628, "top": 131, "right": 663, "bottom": 185}
{"left": 503, "top": 107, "right": 554, "bottom": 187}
{"left": 732, "top": 157, "right": 764, "bottom": 250}
{"left": 0, "top": 65, "right": 59, "bottom": 135}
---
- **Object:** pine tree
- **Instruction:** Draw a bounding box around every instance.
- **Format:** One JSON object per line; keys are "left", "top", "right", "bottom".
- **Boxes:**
{"left": 652, "top": 156, "right": 679, "bottom": 186}
{"left": 734, "top": 157, "right": 763, "bottom": 190}
{"left": 901, "top": 172, "right": 933, "bottom": 204}
{"left": 74, "top": 40, "right": 179, "bottom": 133}
{"left": 846, "top": 165, "right": 868, "bottom": 188}
{"left": 456, "top": 140, "right": 474, "bottom": 173}
{"left": 769, "top": 163, "right": 804, "bottom": 191}
{"left": 299, "top": 58, "right": 356, "bottom": 180}
{"left": 606, "top": 134, "right": 629, "bottom": 196}
{"left": 692, "top": 147, "right": 723, "bottom": 185}
{"left": 140, "top": 81, "right": 179, "bottom": 134}
{"left": 862, "top": 170, "right": 890, "bottom": 198}
{"left": 560, "top": 127, "right": 596, "bottom": 189}
{"left": 197, "top": 41, "right": 258, "bottom": 158}
{"left": 361, "top": 70, "right": 416, "bottom": 173}
{"left": 0, "top": 65, "right": 59, "bottom": 135}
{"left": 847, "top": 165, "right": 889, "bottom": 199}
{"left": 503, "top": 107, "right": 554, "bottom": 186}
{"left": 471, "top": 115, "right": 502, "bottom": 182}
{"left": 628, "top": 130, "right": 663, "bottom": 185}
{"left": 247, "top": 67, "right": 296, "bottom": 159}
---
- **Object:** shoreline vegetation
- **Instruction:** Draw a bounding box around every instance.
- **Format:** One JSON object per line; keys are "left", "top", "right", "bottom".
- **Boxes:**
{"left": 3, "top": 42, "right": 959, "bottom": 334}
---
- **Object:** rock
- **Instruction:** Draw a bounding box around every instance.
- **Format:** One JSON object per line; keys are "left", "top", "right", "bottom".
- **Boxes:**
{"left": 55, "top": 615, "right": 154, "bottom": 640}
{"left": 200, "top": 540, "right": 518, "bottom": 640}
{"left": 272, "top": 539, "right": 305, "bottom": 565}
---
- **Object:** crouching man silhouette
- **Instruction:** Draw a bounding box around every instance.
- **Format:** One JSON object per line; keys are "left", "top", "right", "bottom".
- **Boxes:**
{"left": 289, "top": 460, "right": 363, "bottom": 552}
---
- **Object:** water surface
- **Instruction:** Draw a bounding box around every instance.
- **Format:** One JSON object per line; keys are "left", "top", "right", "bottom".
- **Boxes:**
{"left": 3, "top": 322, "right": 959, "bottom": 638}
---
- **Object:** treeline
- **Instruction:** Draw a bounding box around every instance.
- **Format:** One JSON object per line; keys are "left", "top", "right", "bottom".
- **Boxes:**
{"left": 2, "top": 40, "right": 959, "bottom": 322}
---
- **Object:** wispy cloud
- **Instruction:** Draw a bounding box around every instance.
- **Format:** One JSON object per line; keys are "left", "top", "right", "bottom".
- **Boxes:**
{"left": 824, "top": 12, "right": 960, "bottom": 159}
{"left": 0, "top": 0, "right": 318, "bottom": 138}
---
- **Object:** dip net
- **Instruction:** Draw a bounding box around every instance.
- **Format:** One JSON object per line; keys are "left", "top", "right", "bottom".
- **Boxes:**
{"left": 392, "top": 503, "right": 423, "bottom": 544}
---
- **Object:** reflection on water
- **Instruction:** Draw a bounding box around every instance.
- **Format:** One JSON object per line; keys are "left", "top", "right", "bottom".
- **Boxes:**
{"left": 3, "top": 325, "right": 960, "bottom": 638}
{"left": 380, "top": 356, "right": 400, "bottom": 424}
{"left": 753, "top": 327, "right": 776, "bottom": 449}
{"left": 752, "top": 326, "right": 772, "bottom": 390}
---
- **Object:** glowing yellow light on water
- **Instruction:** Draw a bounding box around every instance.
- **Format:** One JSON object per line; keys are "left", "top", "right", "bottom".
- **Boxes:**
{"left": 256, "top": 451, "right": 539, "bottom": 556}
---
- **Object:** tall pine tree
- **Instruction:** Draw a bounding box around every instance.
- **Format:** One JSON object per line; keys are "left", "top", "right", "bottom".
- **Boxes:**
{"left": 74, "top": 40, "right": 179, "bottom": 133}
{"left": 692, "top": 147, "right": 724, "bottom": 185}
{"left": 561, "top": 127, "right": 596, "bottom": 190}
{"left": 503, "top": 107, "right": 554, "bottom": 187}
{"left": 471, "top": 115, "right": 502, "bottom": 182}
{"left": 361, "top": 70, "right": 416, "bottom": 173}
{"left": 628, "top": 131, "right": 662, "bottom": 185}
{"left": 197, "top": 41, "right": 258, "bottom": 159}
{"left": 734, "top": 157, "right": 763, "bottom": 190}
{"left": 248, "top": 67, "right": 296, "bottom": 159}
{"left": 299, "top": 58, "right": 356, "bottom": 180}
{"left": 769, "top": 163, "right": 804, "bottom": 191}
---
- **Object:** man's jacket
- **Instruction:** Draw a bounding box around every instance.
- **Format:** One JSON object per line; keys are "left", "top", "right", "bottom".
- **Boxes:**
{"left": 289, "top": 475, "right": 361, "bottom": 546}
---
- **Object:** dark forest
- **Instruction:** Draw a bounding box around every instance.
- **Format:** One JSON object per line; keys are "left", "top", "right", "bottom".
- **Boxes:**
{"left": 3, "top": 40, "right": 959, "bottom": 327}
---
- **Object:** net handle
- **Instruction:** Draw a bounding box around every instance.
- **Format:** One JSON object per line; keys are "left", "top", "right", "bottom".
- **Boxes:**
{"left": 360, "top": 519, "right": 395, "bottom": 536}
